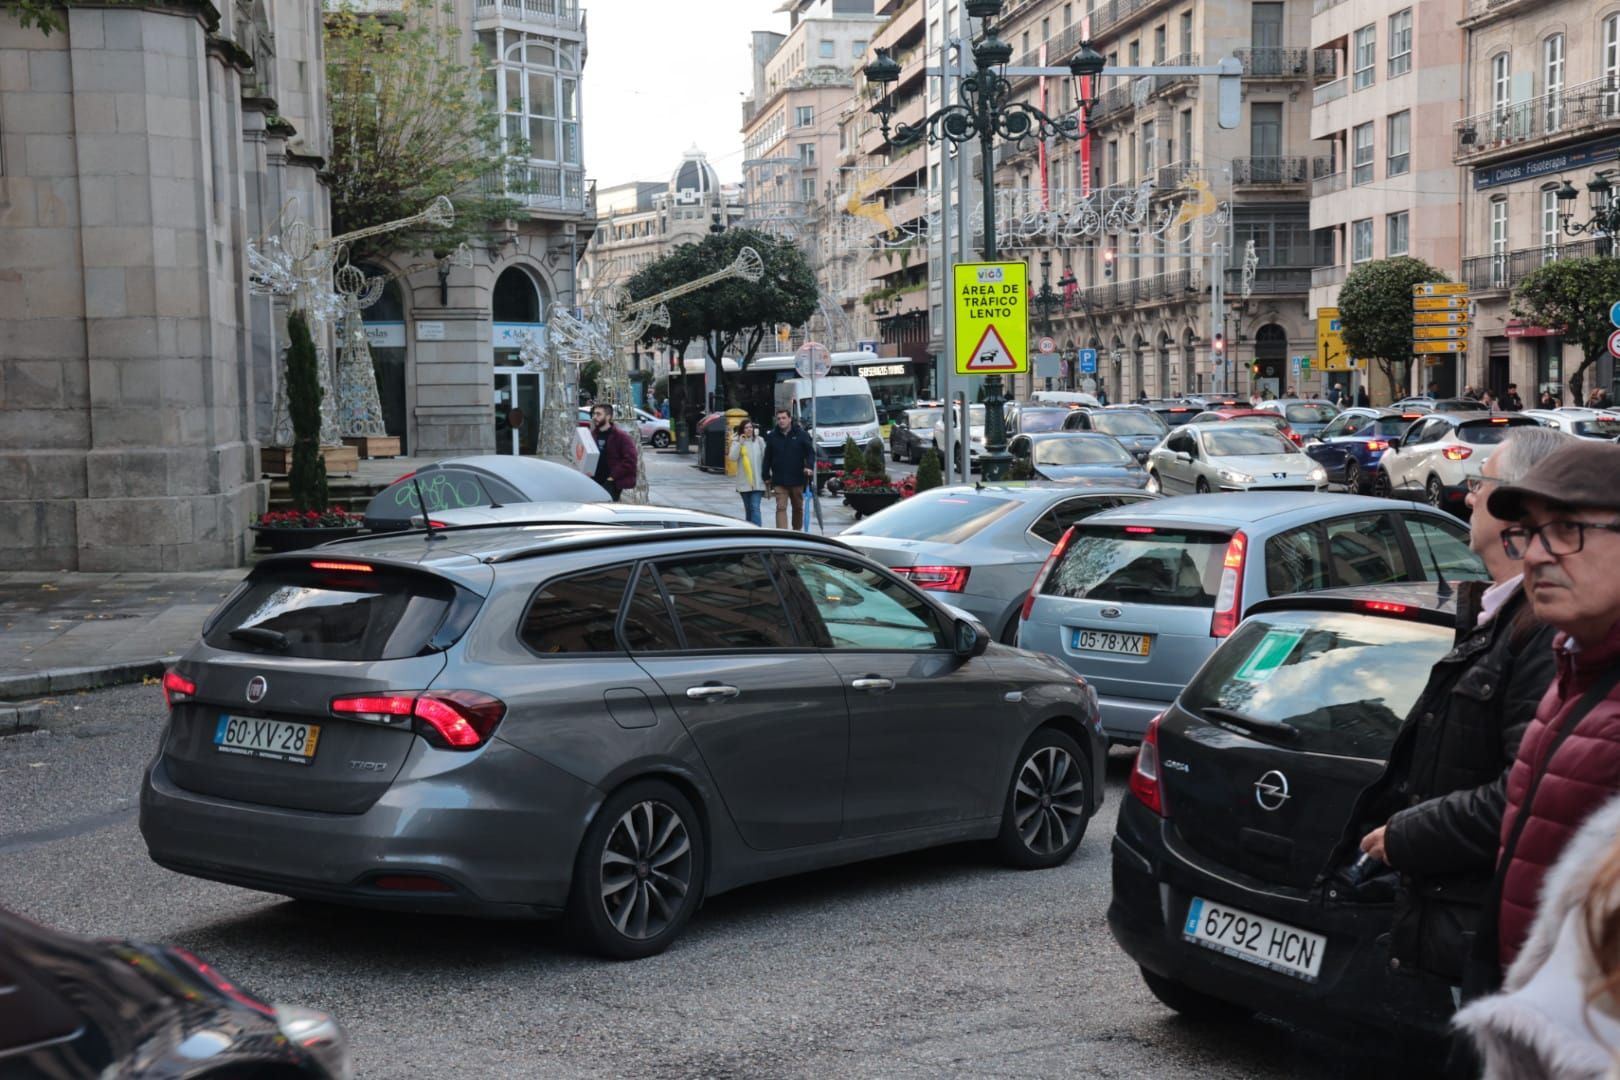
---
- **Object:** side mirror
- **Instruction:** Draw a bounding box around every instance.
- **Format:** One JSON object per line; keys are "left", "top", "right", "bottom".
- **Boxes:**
{"left": 1175, "top": 451, "right": 1192, "bottom": 463}
{"left": 954, "top": 617, "right": 990, "bottom": 658}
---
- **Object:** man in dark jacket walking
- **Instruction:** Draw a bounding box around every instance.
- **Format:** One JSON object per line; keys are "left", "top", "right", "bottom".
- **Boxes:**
{"left": 1353, "top": 428, "right": 1572, "bottom": 983}
{"left": 588, "top": 404, "right": 637, "bottom": 502}
{"left": 762, "top": 407, "right": 816, "bottom": 530}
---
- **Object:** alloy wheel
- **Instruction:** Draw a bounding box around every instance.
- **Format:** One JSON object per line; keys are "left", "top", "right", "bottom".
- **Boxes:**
{"left": 599, "top": 800, "right": 692, "bottom": 940}
{"left": 1012, "top": 746, "right": 1087, "bottom": 856}
{"left": 1344, "top": 459, "right": 1361, "bottom": 493}
{"left": 652, "top": 431, "right": 670, "bottom": 448}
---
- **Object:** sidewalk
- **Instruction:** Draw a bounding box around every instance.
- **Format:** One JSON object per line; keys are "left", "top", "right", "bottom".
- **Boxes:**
{"left": 0, "top": 450, "right": 853, "bottom": 701}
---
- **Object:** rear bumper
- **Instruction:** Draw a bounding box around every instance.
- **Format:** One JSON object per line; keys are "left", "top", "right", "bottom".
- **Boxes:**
{"left": 139, "top": 739, "right": 603, "bottom": 916}
{"left": 1108, "top": 798, "right": 1453, "bottom": 1041}
{"left": 1095, "top": 693, "right": 1168, "bottom": 741}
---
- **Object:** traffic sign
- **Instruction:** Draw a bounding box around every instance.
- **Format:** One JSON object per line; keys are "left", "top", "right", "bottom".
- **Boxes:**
{"left": 1414, "top": 311, "right": 1470, "bottom": 326}
{"left": 1414, "top": 325, "right": 1470, "bottom": 340}
{"left": 1609, "top": 328, "right": 1620, "bottom": 358}
{"left": 1413, "top": 282, "right": 1469, "bottom": 296}
{"left": 794, "top": 341, "right": 832, "bottom": 378}
{"left": 1038, "top": 336, "right": 1056, "bottom": 354}
{"left": 1414, "top": 296, "right": 1468, "bottom": 311}
{"left": 954, "top": 261, "right": 1028, "bottom": 375}
{"left": 1610, "top": 301, "right": 1620, "bottom": 327}
{"left": 1413, "top": 339, "right": 1467, "bottom": 354}
{"left": 1317, "top": 307, "right": 1355, "bottom": 372}
{"left": 1078, "top": 347, "right": 1098, "bottom": 374}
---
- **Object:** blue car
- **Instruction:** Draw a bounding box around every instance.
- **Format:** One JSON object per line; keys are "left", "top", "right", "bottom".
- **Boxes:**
{"left": 1305, "top": 407, "right": 1426, "bottom": 493}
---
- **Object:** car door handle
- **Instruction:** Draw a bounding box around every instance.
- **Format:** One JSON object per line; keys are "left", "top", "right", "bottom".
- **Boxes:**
{"left": 685, "top": 684, "right": 739, "bottom": 701}
{"left": 851, "top": 677, "right": 895, "bottom": 692}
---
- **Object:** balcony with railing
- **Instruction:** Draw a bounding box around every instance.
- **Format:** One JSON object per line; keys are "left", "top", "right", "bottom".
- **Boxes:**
{"left": 1237, "top": 48, "right": 1311, "bottom": 79}
{"left": 495, "top": 163, "right": 592, "bottom": 217}
{"left": 1228, "top": 266, "right": 1313, "bottom": 294}
{"left": 1312, "top": 264, "right": 1347, "bottom": 288}
{"left": 1461, "top": 238, "right": 1606, "bottom": 293}
{"left": 1087, "top": 83, "right": 1136, "bottom": 127}
{"left": 1074, "top": 268, "right": 1202, "bottom": 312}
{"left": 1083, "top": 0, "right": 1178, "bottom": 43}
{"left": 1142, "top": 52, "right": 1200, "bottom": 98}
{"left": 472, "top": 0, "right": 584, "bottom": 33}
{"left": 1311, "top": 169, "right": 1346, "bottom": 197}
{"left": 1232, "top": 156, "right": 1308, "bottom": 187}
{"left": 1454, "top": 75, "right": 1620, "bottom": 164}
{"left": 1156, "top": 160, "right": 1201, "bottom": 193}
{"left": 1314, "top": 77, "right": 1348, "bottom": 107}
{"left": 1313, "top": 49, "right": 1339, "bottom": 82}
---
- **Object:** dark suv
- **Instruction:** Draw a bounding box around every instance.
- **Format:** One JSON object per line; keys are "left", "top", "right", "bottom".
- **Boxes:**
{"left": 141, "top": 525, "right": 1106, "bottom": 959}
{"left": 1109, "top": 585, "right": 1460, "bottom": 1047}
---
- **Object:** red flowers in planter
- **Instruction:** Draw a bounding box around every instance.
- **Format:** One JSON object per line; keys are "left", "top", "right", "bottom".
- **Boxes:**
{"left": 257, "top": 506, "right": 359, "bottom": 529}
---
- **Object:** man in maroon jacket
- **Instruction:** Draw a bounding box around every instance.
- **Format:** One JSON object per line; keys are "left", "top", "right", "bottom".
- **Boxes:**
{"left": 1483, "top": 441, "right": 1620, "bottom": 976}
{"left": 588, "top": 404, "right": 638, "bottom": 502}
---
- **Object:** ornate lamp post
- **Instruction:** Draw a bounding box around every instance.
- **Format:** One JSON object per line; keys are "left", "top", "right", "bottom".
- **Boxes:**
{"left": 1030, "top": 250, "right": 1061, "bottom": 387}
{"left": 1555, "top": 158, "right": 1620, "bottom": 255}
{"left": 864, "top": 4, "right": 1104, "bottom": 478}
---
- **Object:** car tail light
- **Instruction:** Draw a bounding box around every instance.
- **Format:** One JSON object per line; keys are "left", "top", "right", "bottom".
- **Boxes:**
{"left": 309, "top": 561, "right": 374, "bottom": 573}
{"left": 1022, "top": 525, "right": 1076, "bottom": 622}
{"left": 427, "top": 520, "right": 449, "bottom": 528}
{"left": 1442, "top": 446, "right": 1473, "bottom": 460}
{"left": 1365, "top": 440, "right": 1390, "bottom": 451}
{"left": 1360, "top": 600, "right": 1411, "bottom": 615}
{"left": 1209, "top": 531, "right": 1248, "bottom": 638}
{"left": 895, "top": 565, "right": 971, "bottom": 592}
{"left": 1130, "top": 713, "right": 1166, "bottom": 815}
{"left": 162, "top": 670, "right": 196, "bottom": 708}
{"left": 1124, "top": 525, "right": 1156, "bottom": 534}
{"left": 1490, "top": 417, "right": 1511, "bottom": 424}
{"left": 1286, "top": 430, "right": 1303, "bottom": 446}
{"left": 330, "top": 691, "right": 506, "bottom": 750}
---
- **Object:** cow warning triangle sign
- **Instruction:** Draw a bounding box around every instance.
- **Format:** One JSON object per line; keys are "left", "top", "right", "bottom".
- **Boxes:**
{"left": 963, "top": 324, "right": 1019, "bottom": 372}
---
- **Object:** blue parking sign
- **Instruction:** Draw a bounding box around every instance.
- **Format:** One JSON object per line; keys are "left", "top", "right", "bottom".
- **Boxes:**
{"left": 1079, "top": 348, "right": 1098, "bottom": 374}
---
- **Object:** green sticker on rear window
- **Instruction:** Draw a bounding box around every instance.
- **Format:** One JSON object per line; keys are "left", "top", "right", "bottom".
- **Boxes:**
{"left": 1234, "top": 628, "right": 1305, "bottom": 683}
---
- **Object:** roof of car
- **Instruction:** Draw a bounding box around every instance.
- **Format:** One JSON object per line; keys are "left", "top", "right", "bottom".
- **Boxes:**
{"left": 1424, "top": 411, "right": 1539, "bottom": 426}
{"left": 1527, "top": 406, "right": 1617, "bottom": 419}
{"left": 904, "top": 482, "right": 1151, "bottom": 503}
{"left": 1080, "top": 491, "right": 1422, "bottom": 529}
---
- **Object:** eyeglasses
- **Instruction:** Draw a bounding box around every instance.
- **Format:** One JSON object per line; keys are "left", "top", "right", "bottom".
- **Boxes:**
{"left": 1500, "top": 519, "right": 1620, "bottom": 559}
{"left": 1464, "top": 477, "right": 1494, "bottom": 494}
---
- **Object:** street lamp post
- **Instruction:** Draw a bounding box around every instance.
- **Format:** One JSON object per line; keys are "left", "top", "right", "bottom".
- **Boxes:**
{"left": 1555, "top": 156, "right": 1620, "bottom": 255}
{"left": 1031, "top": 250, "right": 1062, "bottom": 388}
{"left": 864, "top": 5, "right": 1104, "bottom": 479}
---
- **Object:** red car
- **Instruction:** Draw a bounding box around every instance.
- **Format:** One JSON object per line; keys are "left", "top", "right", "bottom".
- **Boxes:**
{"left": 1189, "top": 408, "right": 1304, "bottom": 446}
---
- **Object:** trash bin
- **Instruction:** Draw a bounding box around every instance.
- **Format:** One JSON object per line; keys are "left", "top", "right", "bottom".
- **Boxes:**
{"left": 702, "top": 424, "right": 726, "bottom": 471}
{"left": 722, "top": 408, "right": 748, "bottom": 477}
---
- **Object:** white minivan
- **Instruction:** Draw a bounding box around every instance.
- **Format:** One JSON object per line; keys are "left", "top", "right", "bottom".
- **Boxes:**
{"left": 775, "top": 375, "right": 883, "bottom": 476}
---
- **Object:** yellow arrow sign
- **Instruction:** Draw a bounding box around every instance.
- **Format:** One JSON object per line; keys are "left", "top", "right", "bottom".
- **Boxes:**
{"left": 1413, "top": 339, "right": 1468, "bottom": 354}
{"left": 1412, "top": 282, "right": 1470, "bottom": 296}
{"left": 1414, "top": 311, "right": 1470, "bottom": 325}
{"left": 1414, "top": 325, "right": 1470, "bottom": 340}
{"left": 1414, "top": 297, "right": 1468, "bottom": 311}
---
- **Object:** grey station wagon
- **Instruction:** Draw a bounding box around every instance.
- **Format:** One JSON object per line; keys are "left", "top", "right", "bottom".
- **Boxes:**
{"left": 141, "top": 525, "right": 1106, "bottom": 959}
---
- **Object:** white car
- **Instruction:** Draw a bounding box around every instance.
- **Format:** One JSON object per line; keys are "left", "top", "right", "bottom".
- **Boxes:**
{"left": 1520, "top": 407, "right": 1620, "bottom": 440}
{"left": 575, "top": 407, "right": 672, "bottom": 448}
{"left": 1372, "top": 411, "right": 1541, "bottom": 511}
{"left": 932, "top": 403, "right": 988, "bottom": 467}
{"left": 1146, "top": 423, "right": 1327, "bottom": 494}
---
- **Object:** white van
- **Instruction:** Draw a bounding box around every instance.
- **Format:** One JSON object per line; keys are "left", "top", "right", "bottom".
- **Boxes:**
{"left": 775, "top": 375, "right": 883, "bottom": 473}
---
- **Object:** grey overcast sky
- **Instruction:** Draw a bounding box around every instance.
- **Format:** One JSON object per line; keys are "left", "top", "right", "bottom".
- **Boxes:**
{"left": 581, "top": 2, "right": 791, "bottom": 189}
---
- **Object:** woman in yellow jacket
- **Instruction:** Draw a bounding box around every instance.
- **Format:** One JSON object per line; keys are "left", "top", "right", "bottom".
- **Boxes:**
{"left": 728, "top": 418, "right": 767, "bottom": 526}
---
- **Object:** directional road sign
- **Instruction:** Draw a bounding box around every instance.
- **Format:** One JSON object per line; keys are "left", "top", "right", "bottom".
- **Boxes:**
{"left": 1317, "top": 307, "right": 1355, "bottom": 372}
{"left": 1414, "top": 325, "right": 1470, "bottom": 340}
{"left": 954, "top": 261, "right": 1028, "bottom": 375}
{"left": 1414, "top": 311, "right": 1470, "bottom": 326}
{"left": 1412, "top": 283, "right": 1470, "bottom": 296}
{"left": 1413, "top": 339, "right": 1467, "bottom": 354}
{"left": 1414, "top": 296, "right": 1468, "bottom": 311}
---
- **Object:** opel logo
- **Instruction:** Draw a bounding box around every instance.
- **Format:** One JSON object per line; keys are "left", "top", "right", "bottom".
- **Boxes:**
{"left": 1100, "top": 606, "right": 1122, "bottom": 619}
{"left": 1254, "top": 770, "right": 1290, "bottom": 811}
{"left": 245, "top": 676, "right": 268, "bottom": 704}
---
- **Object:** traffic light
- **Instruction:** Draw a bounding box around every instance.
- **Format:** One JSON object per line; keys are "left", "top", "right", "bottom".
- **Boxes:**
{"left": 1250, "top": 361, "right": 1262, "bottom": 378}
{"left": 1212, "top": 332, "right": 1225, "bottom": 356}
{"left": 1102, "top": 247, "right": 1115, "bottom": 280}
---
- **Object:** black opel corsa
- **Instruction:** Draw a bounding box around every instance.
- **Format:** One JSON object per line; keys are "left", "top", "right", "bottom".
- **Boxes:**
{"left": 1108, "top": 585, "right": 1463, "bottom": 1048}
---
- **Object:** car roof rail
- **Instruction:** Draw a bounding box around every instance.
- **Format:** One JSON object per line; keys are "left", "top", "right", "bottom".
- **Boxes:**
{"left": 485, "top": 526, "right": 854, "bottom": 564}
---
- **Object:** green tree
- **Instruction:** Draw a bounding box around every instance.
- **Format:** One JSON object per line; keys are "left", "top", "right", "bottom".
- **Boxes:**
{"left": 323, "top": 0, "right": 524, "bottom": 258}
{"left": 915, "top": 449, "right": 943, "bottom": 493}
{"left": 285, "top": 311, "right": 328, "bottom": 512}
{"left": 1337, "top": 256, "right": 1450, "bottom": 400}
{"left": 864, "top": 440, "right": 887, "bottom": 479}
{"left": 1512, "top": 256, "right": 1620, "bottom": 405}
{"left": 842, "top": 436, "right": 867, "bottom": 477}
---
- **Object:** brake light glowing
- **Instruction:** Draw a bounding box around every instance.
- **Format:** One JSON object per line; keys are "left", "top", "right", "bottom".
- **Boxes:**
{"left": 1022, "top": 525, "right": 1076, "bottom": 622}
{"left": 1401, "top": 414, "right": 1423, "bottom": 419}
{"left": 1490, "top": 418, "right": 1511, "bottom": 424}
{"left": 1360, "top": 600, "right": 1410, "bottom": 614}
{"left": 1210, "top": 530, "right": 1248, "bottom": 638}
{"left": 1365, "top": 440, "right": 1390, "bottom": 452}
{"left": 428, "top": 520, "right": 449, "bottom": 528}
{"left": 329, "top": 691, "right": 507, "bottom": 750}
{"left": 161, "top": 670, "right": 196, "bottom": 708}
{"left": 1130, "top": 713, "right": 1166, "bottom": 816}
{"left": 1123, "top": 526, "right": 1156, "bottom": 534}
{"left": 1442, "top": 446, "right": 1473, "bottom": 460}
{"left": 896, "top": 565, "right": 971, "bottom": 592}
{"left": 309, "top": 561, "right": 374, "bottom": 573}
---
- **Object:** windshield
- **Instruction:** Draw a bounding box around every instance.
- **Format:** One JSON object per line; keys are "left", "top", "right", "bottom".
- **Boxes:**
{"left": 1019, "top": 409, "right": 1071, "bottom": 432}
{"left": 1458, "top": 418, "right": 1537, "bottom": 444}
{"left": 1092, "top": 411, "right": 1168, "bottom": 436}
{"left": 1180, "top": 612, "right": 1452, "bottom": 758}
{"left": 1285, "top": 403, "right": 1338, "bottom": 424}
{"left": 799, "top": 394, "right": 875, "bottom": 426}
{"left": 843, "top": 491, "right": 1020, "bottom": 542}
{"left": 1034, "top": 438, "right": 1137, "bottom": 466}
{"left": 1044, "top": 526, "right": 1230, "bottom": 608}
{"left": 1203, "top": 429, "right": 1297, "bottom": 456}
{"left": 905, "top": 409, "right": 942, "bottom": 429}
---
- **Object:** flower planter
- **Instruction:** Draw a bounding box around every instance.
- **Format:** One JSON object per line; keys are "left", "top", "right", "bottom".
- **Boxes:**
{"left": 844, "top": 490, "right": 902, "bottom": 519}
{"left": 251, "top": 525, "right": 364, "bottom": 553}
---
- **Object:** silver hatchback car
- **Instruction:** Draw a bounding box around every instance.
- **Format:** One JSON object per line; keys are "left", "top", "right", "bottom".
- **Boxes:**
{"left": 1018, "top": 493, "right": 1488, "bottom": 740}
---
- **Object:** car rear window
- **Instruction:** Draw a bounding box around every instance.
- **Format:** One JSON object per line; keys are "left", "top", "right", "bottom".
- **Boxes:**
{"left": 1154, "top": 407, "right": 1198, "bottom": 426}
{"left": 204, "top": 563, "right": 462, "bottom": 661}
{"left": 1044, "top": 526, "right": 1231, "bottom": 608}
{"left": 1458, "top": 418, "right": 1537, "bottom": 444}
{"left": 1285, "top": 403, "right": 1337, "bottom": 424}
{"left": 1181, "top": 612, "right": 1451, "bottom": 757}
{"left": 1019, "top": 409, "right": 1071, "bottom": 432}
{"left": 1034, "top": 438, "right": 1136, "bottom": 466}
{"left": 1091, "top": 411, "right": 1168, "bottom": 436}
{"left": 1576, "top": 417, "right": 1620, "bottom": 437}
{"left": 1369, "top": 416, "right": 1417, "bottom": 438}
{"left": 842, "top": 492, "right": 1021, "bottom": 542}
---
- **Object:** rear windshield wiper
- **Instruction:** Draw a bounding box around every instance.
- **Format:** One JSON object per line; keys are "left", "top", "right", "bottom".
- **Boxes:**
{"left": 1201, "top": 706, "right": 1299, "bottom": 741}
{"left": 228, "top": 626, "right": 289, "bottom": 652}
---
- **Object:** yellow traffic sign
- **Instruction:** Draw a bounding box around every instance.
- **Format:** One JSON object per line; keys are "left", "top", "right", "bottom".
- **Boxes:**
{"left": 1414, "top": 325, "right": 1469, "bottom": 340}
{"left": 1316, "top": 307, "right": 1358, "bottom": 372}
{"left": 1412, "top": 282, "right": 1470, "bottom": 296}
{"left": 1413, "top": 339, "right": 1467, "bottom": 354}
{"left": 1414, "top": 311, "right": 1469, "bottom": 326}
{"left": 1414, "top": 296, "right": 1468, "bottom": 311}
{"left": 954, "top": 261, "right": 1028, "bottom": 374}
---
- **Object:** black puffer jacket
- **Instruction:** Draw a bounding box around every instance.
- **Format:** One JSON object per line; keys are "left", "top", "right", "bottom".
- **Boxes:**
{"left": 1345, "top": 582, "right": 1558, "bottom": 983}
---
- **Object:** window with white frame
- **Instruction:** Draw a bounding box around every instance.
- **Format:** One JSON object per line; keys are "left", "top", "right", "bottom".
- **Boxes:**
{"left": 1605, "top": 15, "right": 1620, "bottom": 118}
{"left": 1387, "top": 110, "right": 1410, "bottom": 177}
{"left": 1388, "top": 10, "right": 1412, "bottom": 77}
{"left": 1352, "top": 218, "right": 1374, "bottom": 262}
{"left": 797, "top": 142, "right": 816, "bottom": 166}
{"left": 802, "top": 177, "right": 817, "bottom": 203}
{"left": 1386, "top": 211, "right": 1409, "bottom": 256}
{"left": 1354, "top": 25, "right": 1376, "bottom": 90}
{"left": 1353, "top": 122, "right": 1374, "bottom": 184}
{"left": 1180, "top": 11, "right": 1193, "bottom": 55}
{"left": 795, "top": 105, "right": 814, "bottom": 127}
{"left": 499, "top": 34, "right": 581, "bottom": 167}
{"left": 1544, "top": 34, "right": 1565, "bottom": 131}
{"left": 1490, "top": 198, "right": 1509, "bottom": 286}
{"left": 1540, "top": 186, "right": 1560, "bottom": 260}
{"left": 1491, "top": 52, "right": 1511, "bottom": 126}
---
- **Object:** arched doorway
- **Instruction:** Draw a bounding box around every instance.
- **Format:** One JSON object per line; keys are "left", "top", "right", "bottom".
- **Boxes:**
{"left": 355, "top": 266, "right": 408, "bottom": 453}
{"left": 1255, "top": 323, "right": 1288, "bottom": 398}
{"left": 491, "top": 266, "right": 549, "bottom": 455}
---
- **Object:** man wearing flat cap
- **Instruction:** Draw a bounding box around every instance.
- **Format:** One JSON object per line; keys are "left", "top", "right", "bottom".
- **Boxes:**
{"left": 1471, "top": 442, "right": 1620, "bottom": 990}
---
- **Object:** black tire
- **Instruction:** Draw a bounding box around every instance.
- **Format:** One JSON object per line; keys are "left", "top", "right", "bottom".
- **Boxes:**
{"left": 994, "top": 729, "right": 1092, "bottom": 869}
{"left": 1372, "top": 469, "right": 1393, "bottom": 499}
{"left": 651, "top": 431, "right": 671, "bottom": 449}
{"left": 566, "top": 780, "right": 704, "bottom": 960}
{"left": 1194, "top": 476, "right": 1211, "bottom": 494}
{"left": 1426, "top": 474, "right": 1444, "bottom": 508}
{"left": 999, "top": 616, "right": 1020, "bottom": 646}
{"left": 1139, "top": 967, "right": 1255, "bottom": 1023}
{"left": 1343, "top": 458, "right": 1362, "bottom": 494}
